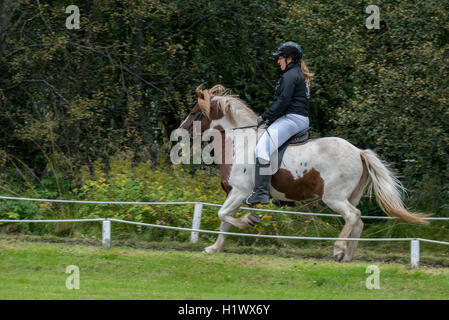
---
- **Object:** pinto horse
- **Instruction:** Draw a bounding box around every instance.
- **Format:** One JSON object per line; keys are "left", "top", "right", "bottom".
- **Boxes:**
{"left": 179, "top": 85, "right": 429, "bottom": 262}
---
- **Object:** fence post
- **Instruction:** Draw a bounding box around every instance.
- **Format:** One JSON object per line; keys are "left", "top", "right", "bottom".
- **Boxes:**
{"left": 410, "top": 239, "right": 420, "bottom": 268}
{"left": 102, "top": 219, "right": 111, "bottom": 249}
{"left": 190, "top": 203, "right": 203, "bottom": 243}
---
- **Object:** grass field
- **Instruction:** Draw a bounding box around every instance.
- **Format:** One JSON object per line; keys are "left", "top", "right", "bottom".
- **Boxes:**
{"left": 0, "top": 237, "right": 448, "bottom": 300}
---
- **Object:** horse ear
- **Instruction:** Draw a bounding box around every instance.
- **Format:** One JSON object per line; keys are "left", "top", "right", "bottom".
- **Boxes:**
{"left": 196, "top": 85, "right": 205, "bottom": 100}
{"left": 196, "top": 85, "right": 210, "bottom": 117}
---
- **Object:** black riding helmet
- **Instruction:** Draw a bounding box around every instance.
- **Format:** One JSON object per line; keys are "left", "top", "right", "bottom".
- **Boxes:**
{"left": 272, "top": 41, "right": 303, "bottom": 62}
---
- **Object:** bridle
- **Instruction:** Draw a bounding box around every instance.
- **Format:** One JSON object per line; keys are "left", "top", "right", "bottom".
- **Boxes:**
{"left": 184, "top": 110, "right": 257, "bottom": 133}
{"left": 181, "top": 99, "right": 258, "bottom": 133}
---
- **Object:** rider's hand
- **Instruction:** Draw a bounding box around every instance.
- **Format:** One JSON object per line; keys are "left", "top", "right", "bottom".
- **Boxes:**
{"left": 257, "top": 115, "right": 265, "bottom": 127}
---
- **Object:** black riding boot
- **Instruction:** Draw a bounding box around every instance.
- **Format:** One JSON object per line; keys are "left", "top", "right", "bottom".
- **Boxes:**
{"left": 243, "top": 158, "right": 271, "bottom": 206}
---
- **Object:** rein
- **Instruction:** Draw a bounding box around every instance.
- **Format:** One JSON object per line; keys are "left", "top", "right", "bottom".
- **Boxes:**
{"left": 215, "top": 124, "right": 258, "bottom": 132}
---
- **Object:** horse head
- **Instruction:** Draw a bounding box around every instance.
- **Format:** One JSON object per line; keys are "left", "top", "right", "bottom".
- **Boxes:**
{"left": 179, "top": 85, "right": 257, "bottom": 136}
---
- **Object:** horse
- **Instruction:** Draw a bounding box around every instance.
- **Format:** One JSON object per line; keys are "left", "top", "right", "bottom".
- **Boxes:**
{"left": 178, "top": 85, "right": 429, "bottom": 262}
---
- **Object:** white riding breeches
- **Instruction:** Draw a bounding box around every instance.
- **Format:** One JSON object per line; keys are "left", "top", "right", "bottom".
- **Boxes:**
{"left": 255, "top": 113, "right": 309, "bottom": 163}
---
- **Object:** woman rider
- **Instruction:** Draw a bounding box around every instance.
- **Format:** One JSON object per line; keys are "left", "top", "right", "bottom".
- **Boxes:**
{"left": 244, "top": 41, "right": 314, "bottom": 206}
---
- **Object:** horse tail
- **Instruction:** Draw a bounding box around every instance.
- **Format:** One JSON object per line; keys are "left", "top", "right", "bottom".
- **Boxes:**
{"left": 360, "top": 149, "right": 430, "bottom": 224}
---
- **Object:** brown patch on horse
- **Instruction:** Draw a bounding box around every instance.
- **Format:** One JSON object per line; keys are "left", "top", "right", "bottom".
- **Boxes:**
{"left": 209, "top": 100, "right": 225, "bottom": 120}
{"left": 196, "top": 100, "right": 226, "bottom": 132}
{"left": 210, "top": 97, "right": 237, "bottom": 126}
{"left": 220, "top": 165, "right": 232, "bottom": 195}
{"left": 271, "top": 168, "right": 324, "bottom": 201}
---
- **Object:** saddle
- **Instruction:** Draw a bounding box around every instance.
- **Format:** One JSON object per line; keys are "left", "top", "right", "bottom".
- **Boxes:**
{"left": 276, "top": 127, "right": 311, "bottom": 167}
{"left": 265, "top": 127, "right": 311, "bottom": 170}
{"left": 285, "top": 127, "right": 310, "bottom": 145}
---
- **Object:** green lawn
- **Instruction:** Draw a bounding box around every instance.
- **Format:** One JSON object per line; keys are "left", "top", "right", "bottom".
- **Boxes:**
{"left": 0, "top": 238, "right": 448, "bottom": 299}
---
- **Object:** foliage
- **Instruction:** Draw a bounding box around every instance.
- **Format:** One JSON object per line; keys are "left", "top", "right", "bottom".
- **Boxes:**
{"left": 0, "top": 1, "right": 447, "bottom": 240}
{"left": 0, "top": 153, "right": 447, "bottom": 244}
{"left": 76, "top": 155, "right": 224, "bottom": 240}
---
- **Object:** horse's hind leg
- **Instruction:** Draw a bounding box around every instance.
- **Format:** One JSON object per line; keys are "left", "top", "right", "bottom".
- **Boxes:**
{"left": 343, "top": 185, "right": 366, "bottom": 262}
{"left": 341, "top": 159, "right": 368, "bottom": 261}
{"left": 323, "top": 198, "right": 361, "bottom": 262}
{"left": 343, "top": 217, "right": 364, "bottom": 262}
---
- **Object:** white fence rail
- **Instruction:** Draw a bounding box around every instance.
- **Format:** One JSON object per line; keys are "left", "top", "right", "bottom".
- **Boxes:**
{"left": 1, "top": 196, "right": 449, "bottom": 268}
{"left": 1, "top": 195, "right": 448, "bottom": 220}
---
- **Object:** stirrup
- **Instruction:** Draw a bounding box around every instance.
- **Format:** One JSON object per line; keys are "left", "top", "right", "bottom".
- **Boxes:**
{"left": 243, "top": 192, "right": 269, "bottom": 206}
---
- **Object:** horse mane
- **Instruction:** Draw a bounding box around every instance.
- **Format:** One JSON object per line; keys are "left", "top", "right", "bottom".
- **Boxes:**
{"left": 196, "top": 84, "right": 257, "bottom": 126}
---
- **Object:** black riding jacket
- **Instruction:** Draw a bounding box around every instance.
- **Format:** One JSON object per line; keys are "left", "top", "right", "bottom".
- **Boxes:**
{"left": 261, "top": 62, "right": 310, "bottom": 124}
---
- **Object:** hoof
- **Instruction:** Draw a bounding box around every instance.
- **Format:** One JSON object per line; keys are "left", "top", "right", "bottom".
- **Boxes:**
{"left": 204, "top": 245, "right": 218, "bottom": 253}
{"left": 248, "top": 214, "right": 261, "bottom": 226}
{"left": 242, "top": 213, "right": 261, "bottom": 227}
{"left": 333, "top": 252, "right": 345, "bottom": 262}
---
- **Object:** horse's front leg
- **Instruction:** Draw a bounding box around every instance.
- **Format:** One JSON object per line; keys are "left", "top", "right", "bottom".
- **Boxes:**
{"left": 217, "top": 189, "right": 261, "bottom": 229}
{"left": 204, "top": 220, "right": 233, "bottom": 253}
{"left": 204, "top": 189, "right": 260, "bottom": 254}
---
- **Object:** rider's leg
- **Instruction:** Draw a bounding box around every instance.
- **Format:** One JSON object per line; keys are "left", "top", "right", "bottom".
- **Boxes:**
{"left": 243, "top": 157, "right": 271, "bottom": 205}
{"left": 256, "top": 114, "right": 310, "bottom": 162}
{"left": 244, "top": 114, "right": 309, "bottom": 206}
